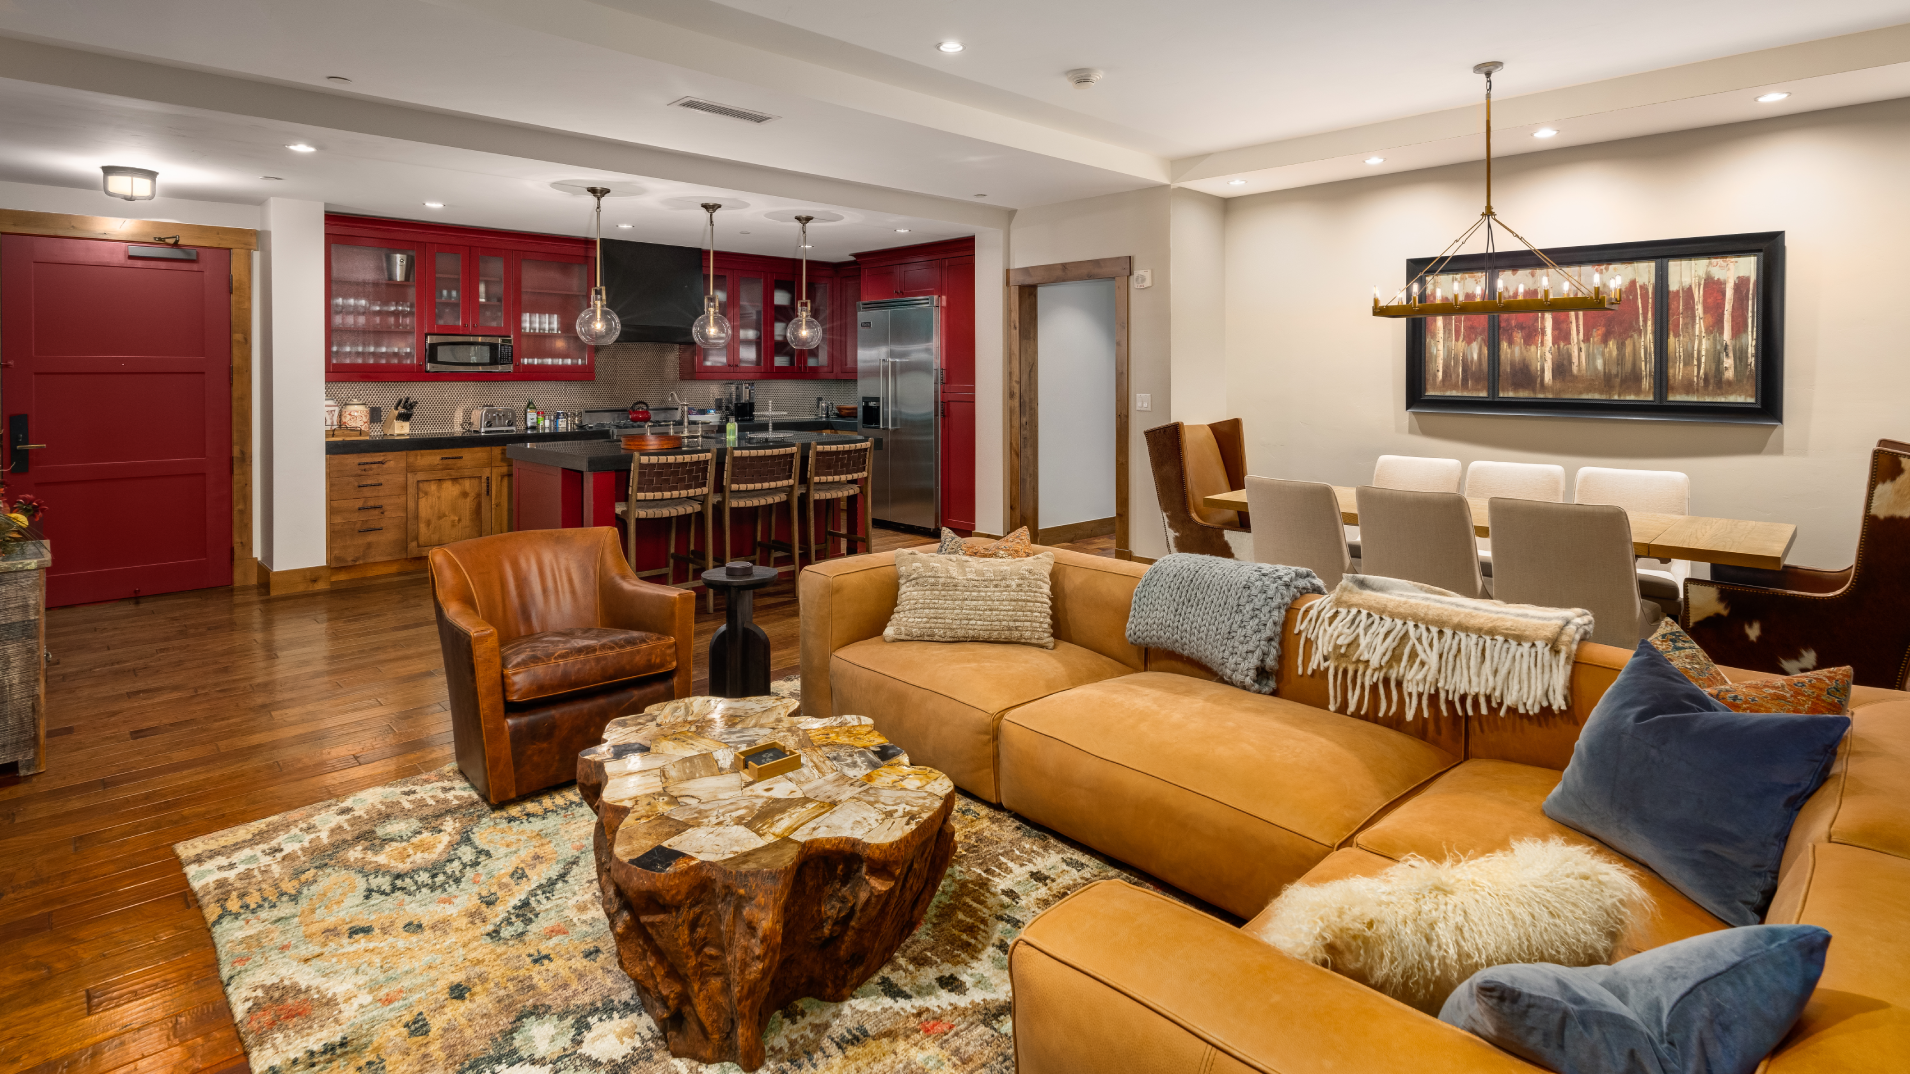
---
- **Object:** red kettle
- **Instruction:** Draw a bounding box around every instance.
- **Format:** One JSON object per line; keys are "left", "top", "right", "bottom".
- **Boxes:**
{"left": 627, "top": 400, "right": 651, "bottom": 423}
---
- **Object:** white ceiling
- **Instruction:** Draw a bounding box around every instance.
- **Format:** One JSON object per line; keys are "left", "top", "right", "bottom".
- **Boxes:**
{"left": 0, "top": 77, "right": 976, "bottom": 259}
{"left": 0, "top": 0, "right": 1906, "bottom": 223}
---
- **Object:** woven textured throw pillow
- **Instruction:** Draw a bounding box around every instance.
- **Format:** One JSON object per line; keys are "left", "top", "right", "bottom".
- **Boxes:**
{"left": 883, "top": 549, "right": 1055, "bottom": 648}
{"left": 1705, "top": 666, "right": 1852, "bottom": 715}
{"left": 1647, "top": 618, "right": 1729, "bottom": 689}
{"left": 965, "top": 526, "right": 1037, "bottom": 559}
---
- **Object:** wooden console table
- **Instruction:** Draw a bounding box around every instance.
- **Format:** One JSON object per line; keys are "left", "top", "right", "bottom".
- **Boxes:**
{"left": 0, "top": 540, "right": 49, "bottom": 775}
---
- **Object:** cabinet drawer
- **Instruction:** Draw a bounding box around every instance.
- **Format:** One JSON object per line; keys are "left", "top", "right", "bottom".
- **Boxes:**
{"left": 327, "top": 495, "right": 403, "bottom": 523}
{"left": 328, "top": 518, "right": 407, "bottom": 567}
{"left": 328, "top": 472, "right": 404, "bottom": 501}
{"left": 409, "top": 447, "right": 499, "bottom": 471}
{"left": 326, "top": 452, "right": 405, "bottom": 476}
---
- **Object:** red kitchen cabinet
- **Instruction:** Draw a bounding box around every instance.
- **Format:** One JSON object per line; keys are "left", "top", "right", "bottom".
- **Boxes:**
{"left": 678, "top": 255, "right": 854, "bottom": 381}
{"left": 859, "top": 265, "right": 894, "bottom": 303}
{"left": 326, "top": 214, "right": 594, "bottom": 382}
{"left": 940, "top": 254, "right": 974, "bottom": 394}
{"left": 940, "top": 397, "right": 976, "bottom": 532}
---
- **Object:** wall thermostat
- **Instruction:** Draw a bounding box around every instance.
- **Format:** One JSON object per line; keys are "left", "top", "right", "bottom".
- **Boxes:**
{"left": 1132, "top": 269, "right": 1153, "bottom": 289}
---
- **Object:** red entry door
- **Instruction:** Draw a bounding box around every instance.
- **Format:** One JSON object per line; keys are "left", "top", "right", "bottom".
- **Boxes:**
{"left": 0, "top": 235, "right": 233, "bottom": 606}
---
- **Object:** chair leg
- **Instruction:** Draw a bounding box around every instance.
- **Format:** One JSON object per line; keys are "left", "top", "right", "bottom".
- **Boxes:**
{"left": 860, "top": 477, "right": 871, "bottom": 554}
{"left": 789, "top": 490, "right": 801, "bottom": 578}
{"left": 666, "top": 514, "right": 678, "bottom": 587}
{"left": 702, "top": 500, "right": 715, "bottom": 614}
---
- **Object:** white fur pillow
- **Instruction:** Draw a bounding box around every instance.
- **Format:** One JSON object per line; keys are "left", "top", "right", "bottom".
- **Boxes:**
{"left": 1249, "top": 839, "right": 1643, "bottom": 1013}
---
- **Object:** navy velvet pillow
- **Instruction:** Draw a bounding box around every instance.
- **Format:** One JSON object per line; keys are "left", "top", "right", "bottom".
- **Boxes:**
{"left": 1543, "top": 641, "right": 1849, "bottom": 926}
{"left": 1440, "top": 924, "right": 1830, "bottom": 1074}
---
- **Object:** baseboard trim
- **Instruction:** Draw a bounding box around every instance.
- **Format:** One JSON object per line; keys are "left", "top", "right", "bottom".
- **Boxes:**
{"left": 1036, "top": 517, "right": 1116, "bottom": 546}
{"left": 332, "top": 557, "right": 428, "bottom": 584}
{"left": 257, "top": 562, "right": 331, "bottom": 596}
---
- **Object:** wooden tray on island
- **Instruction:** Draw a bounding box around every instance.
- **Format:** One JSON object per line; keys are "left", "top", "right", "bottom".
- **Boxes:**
{"left": 621, "top": 433, "right": 683, "bottom": 451}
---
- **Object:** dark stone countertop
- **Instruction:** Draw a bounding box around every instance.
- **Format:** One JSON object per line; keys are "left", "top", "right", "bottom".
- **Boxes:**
{"left": 507, "top": 425, "right": 870, "bottom": 472}
{"left": 325, "top": 429, "right": 614, "bottom": 455}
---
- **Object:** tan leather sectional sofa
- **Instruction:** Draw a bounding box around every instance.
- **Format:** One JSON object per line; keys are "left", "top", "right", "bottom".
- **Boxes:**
{"left": 798, "top": 546, "right": 1910, "bottom": 1073}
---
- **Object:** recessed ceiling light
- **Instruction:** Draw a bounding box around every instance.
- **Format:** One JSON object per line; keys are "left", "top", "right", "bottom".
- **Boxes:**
{"left": 325, "top": 75, "right": 353, "bottom": 84}
{"left": 286, "top": 143, "right": 316, "bottom": 152}
{"left": 1365, "top": 156, "right": 1385, "bottom": 165}
{"left": 423, "top": 202, "right": 444, "bottom": 208}
{"left": 1228, "top": 179, "right": 1247, "bottom": 186}
{"left": 1757, "top": 91, "right": 1790, "bottom": 103}
{"left": 973, "top": 194, "right": 987, "bottom": 198}
{"left": 938, "top": 41, "right": 964, "bottom": 53}
{"left": 616, "top": 223, "right": 634, "bottom": 228}
{"left": 260, "top": 175, "right": 283, "bottom": 181}
{"left": 740, "top": 230, "right": 751, "bottom": 235}
{"left": 800, "top": 244, "right": 814, "bottom": 249}
{"left": 1533, "top": 128, "right": 1559, "bottom": 139}
{"left": 895, "top": 228, "right": 912, "bottom": 233}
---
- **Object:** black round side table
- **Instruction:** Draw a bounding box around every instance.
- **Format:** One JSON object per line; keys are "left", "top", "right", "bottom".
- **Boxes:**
{"left": 701, "top": 561, "right": 781, "bottom": 698}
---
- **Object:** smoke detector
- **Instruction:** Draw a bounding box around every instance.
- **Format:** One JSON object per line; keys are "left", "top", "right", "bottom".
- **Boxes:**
{"left": 1065, "top": 68, "right": 1104, "bottom": 88}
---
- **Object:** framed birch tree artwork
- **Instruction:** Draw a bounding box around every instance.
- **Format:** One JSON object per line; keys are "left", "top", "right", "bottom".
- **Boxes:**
{"left": 1403, "top": 232, "right": 1783, "bottom": 423}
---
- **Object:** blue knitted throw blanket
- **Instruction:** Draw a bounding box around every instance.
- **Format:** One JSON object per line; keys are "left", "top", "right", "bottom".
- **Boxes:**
{"left": 1124, "top": 554, "right": 1326, "bottom": 693}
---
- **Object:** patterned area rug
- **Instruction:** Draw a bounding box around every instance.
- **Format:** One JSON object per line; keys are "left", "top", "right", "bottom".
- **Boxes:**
{"left": 175, "top": 760, "right": 1186, "bottom": 1073}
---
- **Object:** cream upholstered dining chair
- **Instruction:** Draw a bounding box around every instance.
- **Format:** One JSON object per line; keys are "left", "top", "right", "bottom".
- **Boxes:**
{"left": 1244, "top": 476, "right": 1354, "bottom": 586}
{"left": 1143, "top": 419, "right": 1252, "bottom": 559}
{"left": 1355, "top": 486, "right": 1488, "bottom": 598}
{"left": 1488, "top": 498, "right": 1665, "bottom": 648}
{"left": 1575, "top": 466, "right": 1692, "bottom": 617}
{"left": 1464, "top": 460, "right": 1567, "bottom": 574}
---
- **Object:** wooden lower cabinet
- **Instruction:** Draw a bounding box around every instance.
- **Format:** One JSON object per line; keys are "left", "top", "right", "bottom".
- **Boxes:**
{"left": 326, "top": 446, "right": 514, "bottom": 570}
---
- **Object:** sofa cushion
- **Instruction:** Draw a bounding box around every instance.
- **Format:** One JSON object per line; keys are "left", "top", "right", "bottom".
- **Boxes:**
{"left": 998, "top": 672, "right": 1457, "bottom": 919}
{"left": 1543, "top": 641, "right": 1850, "bottom": 926}
{"left": 1354, "top": 760, "right": 1728, "bottom": 959}
{"left": 497, "top": 626, "right": 676, "bottom": 702}
{"left": 830, "top": 637, "right": 1135, "bottom": 802}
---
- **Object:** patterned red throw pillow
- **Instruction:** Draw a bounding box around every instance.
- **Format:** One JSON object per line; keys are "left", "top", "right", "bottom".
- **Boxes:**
{"left": 1703, "top": 667, "right": 1853, "bottom": 716}
{"left": 1647, "top": 619, "right": 1729, "bottom": 689}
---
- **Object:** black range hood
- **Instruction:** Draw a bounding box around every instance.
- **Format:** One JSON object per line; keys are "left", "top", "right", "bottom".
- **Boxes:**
{"left": 601, "top": 238, "right": 702, "bottom": 345}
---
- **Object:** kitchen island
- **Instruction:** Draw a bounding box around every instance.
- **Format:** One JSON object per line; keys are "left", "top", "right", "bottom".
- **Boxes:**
{"left": 507, "top": 422, "right": 868, "bottom": 534}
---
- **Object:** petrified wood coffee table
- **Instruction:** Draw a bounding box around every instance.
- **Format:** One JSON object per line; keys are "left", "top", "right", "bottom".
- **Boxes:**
{"left": 577, "top": 695, "right": 956, "bottom": 1070}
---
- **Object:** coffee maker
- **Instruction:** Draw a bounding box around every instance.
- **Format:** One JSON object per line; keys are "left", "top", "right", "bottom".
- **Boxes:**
{"left": 717, "top": 382, "right": 756, "bottom": 423}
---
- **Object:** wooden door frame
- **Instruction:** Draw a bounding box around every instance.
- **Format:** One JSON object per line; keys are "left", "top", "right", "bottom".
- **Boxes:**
{"left": 0, "top": 209, "right": 258, "bottom": 583}
{"left": 1004, "top": 256, "right": 1132, "bottom": 557}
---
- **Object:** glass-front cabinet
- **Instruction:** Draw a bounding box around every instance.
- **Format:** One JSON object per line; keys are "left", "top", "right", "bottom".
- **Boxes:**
{"left": 685, "top": 255, "right": 835, "bottom": 379}
{"left": 326, "top": 215, "right": 596, "bottom": 381}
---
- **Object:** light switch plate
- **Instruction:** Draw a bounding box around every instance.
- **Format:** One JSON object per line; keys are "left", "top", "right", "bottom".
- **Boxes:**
{"left": 1132, "top": 269, "right": 1153, "bottom": 289}
{"left": 1136, "top": 393, "right": 1152, "bottom": 411}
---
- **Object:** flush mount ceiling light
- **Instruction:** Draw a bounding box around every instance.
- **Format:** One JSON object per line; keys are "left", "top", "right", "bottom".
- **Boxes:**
{"left": 1228, "top": 179, "right": 1247, "bottom": 186}
{"left": 937, "top": 41, "right": 964, "bottom": 53}
{"left": 1757, "top": 91, "right": 1790, "bottom": 103}
{"left": 575, "top": 187, "right": 622, "bottom": 346}
{"left": 1365, "top": 156, "right": 1386, "bottom": 165}
{"left": 616, "top": 223, "right": 634, "bottom": 228}
{"left": 786, "top": 216, "right": 824, "bottom": 351}
{"left": 1373, "top": 62, "right": 1618, "bottom": 319}
{"left": 691, "top": 203, "right": 731, "bottom": 349}
{"left": 100, "top": 165, "right": 157, "bottom": 201}
{"left": 286, "top": 143, "right": 317, "bottom": 152}
{"left": 895, "top": 228, "right": 911, "bottom": 233}
{"left": 1532, "top": 127, "right": 1559, "bottom": 138}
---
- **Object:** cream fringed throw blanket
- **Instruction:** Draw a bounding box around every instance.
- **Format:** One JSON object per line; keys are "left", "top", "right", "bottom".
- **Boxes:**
{"left": 1294, "top": 574, "right": 1594, "bottom": 718}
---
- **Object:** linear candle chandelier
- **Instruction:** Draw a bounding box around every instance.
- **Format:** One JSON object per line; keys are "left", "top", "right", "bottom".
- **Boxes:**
{"left": 1371, "top": 62, "right": 1621, "bottom": 318}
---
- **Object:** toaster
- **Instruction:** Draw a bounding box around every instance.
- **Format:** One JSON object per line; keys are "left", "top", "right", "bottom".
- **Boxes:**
{"left": 469, "top": 405, "right": 518, "bottom": 434}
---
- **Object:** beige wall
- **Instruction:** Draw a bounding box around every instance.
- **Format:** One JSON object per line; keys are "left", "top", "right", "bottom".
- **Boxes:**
{"left": 1224, "top": 95, "right": 1910, "bottom": 569}
{"left": 1008, "top": 186, "right": 1173, "bottom": 557}
{"left": 1169, "top": 187, "right": 1228, "bottom": 424}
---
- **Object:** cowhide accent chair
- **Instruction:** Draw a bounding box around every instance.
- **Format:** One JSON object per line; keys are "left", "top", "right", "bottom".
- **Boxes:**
{"left": 430, "top": 527, "right": 694, "bottom": 804}
{"left": 1683, "top": 438, "right": 1910, "bottom": 689}
{"left": 1143, "top": 418, "right": 1252, "bottom": 558}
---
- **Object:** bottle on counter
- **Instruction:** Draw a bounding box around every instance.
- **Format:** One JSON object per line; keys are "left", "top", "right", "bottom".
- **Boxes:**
{"left": 524, "top": 398, "right": 536, "bottom": 433}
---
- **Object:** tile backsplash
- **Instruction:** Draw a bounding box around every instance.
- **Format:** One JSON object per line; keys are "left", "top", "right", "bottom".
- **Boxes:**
{"left": 324, "top": 343, "right": 860, "bottom": 435}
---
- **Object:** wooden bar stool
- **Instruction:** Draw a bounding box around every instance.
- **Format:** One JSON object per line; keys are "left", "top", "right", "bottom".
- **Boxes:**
{"left": 714, "top": 444, "right": 801, "bottom": 594}
{"left": 802, "top": 440, "right": 873, "bottom": 563}
{"left": 616, "top": 450, "right": 715, "bottom": 593}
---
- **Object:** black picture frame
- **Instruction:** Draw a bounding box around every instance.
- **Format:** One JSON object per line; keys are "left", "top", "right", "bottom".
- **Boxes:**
{"left": 1404, "top": 231, "right": 1783, "bottom": 423}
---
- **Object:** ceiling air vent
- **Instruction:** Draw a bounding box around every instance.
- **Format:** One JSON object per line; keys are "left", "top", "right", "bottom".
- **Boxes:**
{"left": 668, "top": 96, "right": 780, "bottom": 124}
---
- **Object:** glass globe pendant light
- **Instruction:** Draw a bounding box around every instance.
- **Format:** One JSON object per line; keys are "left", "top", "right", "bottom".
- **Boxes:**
{"left": 690, "top": 202, "right": 732, "bottom": 349}
{"left": 785, "top": 215, "right": 824, "bottom": 351}
{"left": 574, "top": 186, "right": 622, "bottom": 346}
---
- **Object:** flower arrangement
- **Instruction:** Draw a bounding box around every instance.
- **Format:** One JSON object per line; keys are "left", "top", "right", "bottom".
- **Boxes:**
{"left": 0, "top": 484, "right": 46, "bottom": 544}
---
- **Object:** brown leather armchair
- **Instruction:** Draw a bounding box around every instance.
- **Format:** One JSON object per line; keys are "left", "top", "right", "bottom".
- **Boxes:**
{"left": 430, "top": 527, "right": 694, "bottom": 804}
{"left": 1685, "top": 438, "right": 1910, "bottom": 688}
{"left": 1143, "top": 418, "right": 1251, "bottom": 558}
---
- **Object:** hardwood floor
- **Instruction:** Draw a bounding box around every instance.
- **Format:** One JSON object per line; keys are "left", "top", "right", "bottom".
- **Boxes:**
{"left": 0, "top": 526, "right": 1112, "bottom": 1073}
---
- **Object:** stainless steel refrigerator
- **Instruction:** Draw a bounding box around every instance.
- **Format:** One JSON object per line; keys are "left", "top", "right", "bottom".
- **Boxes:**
{"left": 857, "top": 297, "right": 940, "bottom": 530}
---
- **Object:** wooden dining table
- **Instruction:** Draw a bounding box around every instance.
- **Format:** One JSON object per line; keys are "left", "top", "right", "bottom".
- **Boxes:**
{"left": 1200, "top": 486, "right": 1797, "bottom": 570}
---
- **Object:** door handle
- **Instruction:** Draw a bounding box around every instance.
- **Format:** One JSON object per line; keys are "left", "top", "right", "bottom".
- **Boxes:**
{"left": 15, "top": 444, "right": 47, "bottom": 450}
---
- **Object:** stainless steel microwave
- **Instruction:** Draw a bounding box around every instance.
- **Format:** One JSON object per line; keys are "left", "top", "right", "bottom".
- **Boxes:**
{"left": 425, "top": 334, "right": 513, "bottom": 373}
